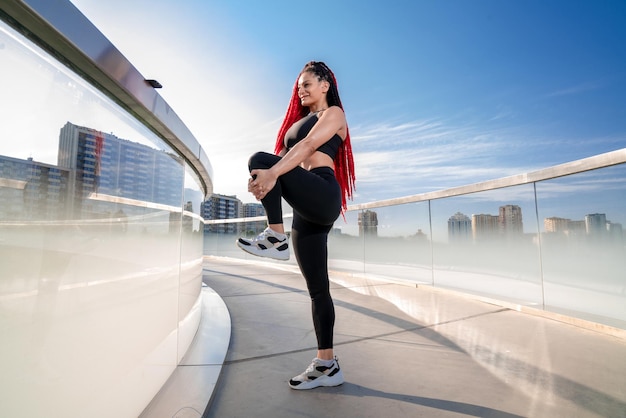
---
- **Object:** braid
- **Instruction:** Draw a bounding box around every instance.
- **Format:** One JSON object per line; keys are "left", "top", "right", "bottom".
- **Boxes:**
{"left": 274, "top": 79, "right": 307, "bottom": 155}
{"left": 274, "top": 61, "right": 356, "bottom": 212}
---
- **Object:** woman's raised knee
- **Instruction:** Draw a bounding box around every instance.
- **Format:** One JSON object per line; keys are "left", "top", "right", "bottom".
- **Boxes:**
{"left": 248, "top": 151, "right": 280, "bottom": 170}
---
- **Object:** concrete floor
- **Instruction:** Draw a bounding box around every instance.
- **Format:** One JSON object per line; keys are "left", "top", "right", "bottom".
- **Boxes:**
{"left": 196, "top": 257, "right": 626, "bottom": 418}
{"left": 145, "top": 256, "right": 626, "bottom": 417}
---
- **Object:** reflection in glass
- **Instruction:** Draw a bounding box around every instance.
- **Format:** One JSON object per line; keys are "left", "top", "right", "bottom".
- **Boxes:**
{"left": 327, "top": 209, "right": 364, "bottom": 275}
{"left": 430, "top": 185, "right": 543, "bottom": 305}
{"left": 361, "top": 203, "right": 432, "bottom": 284}
{"left": 58, "top": 122, "right": 184, "bottom": 221}
{"left": 0, "top": 17, "right": 205, "bottom": 416}
{"left": 537, "top": 165, "right": 626, "bottom": 327}
{"left": 178, "top": 166, "right": 205, "bottom": 362}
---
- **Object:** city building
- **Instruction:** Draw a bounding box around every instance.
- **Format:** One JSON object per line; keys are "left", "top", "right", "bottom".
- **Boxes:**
{"left": 1, "top": 122, "right": 185, "bottom": 224}
{"left": 448, "top": 212, "right": 472, "bottom": 242}
{"left": 472, "top": 213, "right": 499, "bottom": 241}
{"left": 607, "top": 221, "right": 624, "bottom": 244}
{"left": 358, "top": 209, "right": 378, "bottom": 237}
{"left": 58, "top": 122, "right": 184, "bottom": 219}
{"left": 544, "top": 217, "right": 586, "bottom": 240}
{"left": 202, "top": 193, "right": 242, "bottom": 234}
{"left": 567, "top": 220, "right": 587, "bottom": 237}
{"left": 585, "top": 213, "right": 607, "bottom": 237}
{"left": 499, "top": 204, "right": 523, "bottom": 236}
{"left": 544, "top": 217, "right": 571, "bottom": 233}
{"left": 242, "top": 202, "right": 265, "bottom": 218}
{"left": 0, "top": 155, "right": 70, "bottom": 220}
{"left": 241, "top": 202, "right": 266, "bottom": 236}
{"left": 543, "top": 213, "right": 625, "bottom": 245}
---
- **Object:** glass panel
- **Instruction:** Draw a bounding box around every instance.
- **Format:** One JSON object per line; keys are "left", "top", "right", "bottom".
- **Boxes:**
{"left": 358, "top": 203, "right": 432, "bottom": 284}
{"left": 0, "top": 25, "right": 169, "bottom": 167}
{"left": 430, "top": 184, "right": 543, "bottom": 306}
{"left": 328, "top": 209, "right": 365, "bottom": 276}
{"left": 536, "top": 164, "right": 626, "bottom": 328}
{"left": 201, "top": 165, "right": 626, "bottom": 330}
{"left": 0, "top": 19, "right": 189, "bottom": 413}
{"left": 178, "top": 166, "right": 205, "bottom": 361}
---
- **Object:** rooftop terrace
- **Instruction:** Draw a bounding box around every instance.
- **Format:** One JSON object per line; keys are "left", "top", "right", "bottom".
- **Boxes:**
{"left": 143, "top": 256, "right": 626, "bottom": 417}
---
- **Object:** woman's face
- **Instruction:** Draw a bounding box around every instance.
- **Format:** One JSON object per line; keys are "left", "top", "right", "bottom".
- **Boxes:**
{"left": 298, "top": 71, "right": 329, "bottom": 107}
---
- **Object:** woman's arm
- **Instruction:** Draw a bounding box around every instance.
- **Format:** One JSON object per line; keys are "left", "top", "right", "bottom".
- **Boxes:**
{"left": 250, "top": 106, "right": 345, "bottom": 198}
{"left": 271, "top": 106, "right": 345, "bottom": 176}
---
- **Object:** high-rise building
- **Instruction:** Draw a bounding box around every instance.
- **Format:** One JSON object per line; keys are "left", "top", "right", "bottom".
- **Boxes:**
{"left": 544, "top": 216, "right": 590, "bottom": 239}
{"left": 544, "top": 214, "right": 621, "bottom": 243}
{"left": 202, "top": 193, "right": 242, "bottom": 234}
{"left": 448, "top": 212, "right": 471, "bottom": 242}
{"left": 585, "top": 213, "right": 607, "bottom": 236}
{"left": 607, "top": 222, "right": 624, "bottom": 244}
{"left": 567, "top": 220, "right": 587, "bottom": 238}
{"left": 545, "top": 217, "right": 570, "bottom": 233}
{"left": 499, "top": 204, "right": 523, "bottom": 235}
{"left": 58, "top": 122, "right": 184, "bottom": 218}
{"left": 472, "top": 213, "right": 499, "bottom": 241}
{"left": 358, "top": 210, "right": 378, "bottom": 237}
{"left": 242, "top": 203, "right": 264, "bottom": 218}
{"left": 0, "top": 155, "right": 70, "bottom": 220}
{"left": 242, "top": 202, "right": 266, "bottom": 235}
{"left": 3, "top": 121, "right": 186, "bottom": 223}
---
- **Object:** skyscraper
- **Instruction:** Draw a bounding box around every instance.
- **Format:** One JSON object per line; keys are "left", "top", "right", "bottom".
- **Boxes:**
{"left": 0, "top": 155, "right": 69, "bottom": 220}
{"left": 242, "top": 202, "right": 266, "bottom": 235}
{"left": 448, "top": 212, "right": 471, "bottom": 242}
{"left": 585, "top": 213, "right": 607, "bottom": 236}
{"left": 202, "top": 193, "right": 242, "bottom": 234}
{"left": 544, "top": 217, "right": 570, "bottom": 233}
{"left": 499, "top": 205, "right": 523, "bottom": 236}
{"left": 58, "top": 122, "right": 184, "bottom": 219}
{"left": 358, "top": 210, "right": 378, "bottom": 237}
{"left": 472, "top": 213, "right": 499, "bottom": 241}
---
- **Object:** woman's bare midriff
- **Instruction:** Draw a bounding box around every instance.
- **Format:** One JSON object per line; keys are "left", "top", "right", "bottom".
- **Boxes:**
{"left": 301, "top": 151, "right": 335, "bottom": 171}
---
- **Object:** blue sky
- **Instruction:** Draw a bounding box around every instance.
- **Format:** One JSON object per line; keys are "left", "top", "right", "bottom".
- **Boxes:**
{"left": 69, "top": 0, "right": 626, "bottom": 207}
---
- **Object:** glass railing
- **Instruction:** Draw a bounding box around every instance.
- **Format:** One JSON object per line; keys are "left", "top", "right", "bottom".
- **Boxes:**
{"left": 205, "top": 150, "right": 626, "bottom": 331}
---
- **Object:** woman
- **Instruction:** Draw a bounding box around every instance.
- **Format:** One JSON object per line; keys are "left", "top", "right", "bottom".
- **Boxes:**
{"left": 236, "top": 61, "right": 355, "bottom": 390}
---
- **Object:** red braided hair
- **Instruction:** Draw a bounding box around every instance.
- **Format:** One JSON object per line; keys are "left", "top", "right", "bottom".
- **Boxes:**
{"left": 274, "top": 61, "right": 355, "bottom": 212}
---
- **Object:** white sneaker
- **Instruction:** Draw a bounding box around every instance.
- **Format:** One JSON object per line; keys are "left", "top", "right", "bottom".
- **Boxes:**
{"left": 288, "top": 357, "right": 344, "bottom": 390}
{"left": 236, "top": 227, "right": 290, "bottom": 260}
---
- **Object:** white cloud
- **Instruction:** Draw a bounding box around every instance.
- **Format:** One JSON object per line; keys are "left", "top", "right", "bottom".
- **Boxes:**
{"left": 347, "top": 115, "right": 541, "bottom": 203}
{"left": 544, "top": 80, "right": 603, "bottom": 98}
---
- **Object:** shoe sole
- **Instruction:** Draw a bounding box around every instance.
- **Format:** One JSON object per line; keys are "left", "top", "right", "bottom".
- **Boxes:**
{"left": 236, "top": 239, "right": 290, "bottom": 261}
{"left": 288, "top": 370, "right": 344, "bottom": 390}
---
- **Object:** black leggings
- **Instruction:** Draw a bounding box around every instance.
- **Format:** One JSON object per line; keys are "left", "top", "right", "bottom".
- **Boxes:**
{"left": 248, "top": 151, "right": 341, "bottom": 349}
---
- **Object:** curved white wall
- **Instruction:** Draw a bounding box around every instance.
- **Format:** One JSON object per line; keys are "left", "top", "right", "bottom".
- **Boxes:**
{"left": 0, "top": 5, "right": 209, "bottom": 417}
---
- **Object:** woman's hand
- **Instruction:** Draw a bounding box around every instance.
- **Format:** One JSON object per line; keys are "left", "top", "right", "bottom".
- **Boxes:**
{"left": 248, "top": 168, "right": 277, "bottom": 201}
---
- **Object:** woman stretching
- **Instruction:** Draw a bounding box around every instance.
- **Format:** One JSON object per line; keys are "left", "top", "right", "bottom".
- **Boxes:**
{"left": 236, "top": 61, "right": 355, "bottom": 390}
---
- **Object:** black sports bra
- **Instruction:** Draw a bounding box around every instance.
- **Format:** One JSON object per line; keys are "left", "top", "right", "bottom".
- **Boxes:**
{"left": 284, "top": 113, "right": 342, "bottom": 160}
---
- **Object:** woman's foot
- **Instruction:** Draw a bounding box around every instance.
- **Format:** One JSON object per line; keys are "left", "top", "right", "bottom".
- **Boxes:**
{"left": 236, "top": 227, "right": 290, "bottom": 260}
{"left": 288, "top": 357, "right": 344, "bottom": 390}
